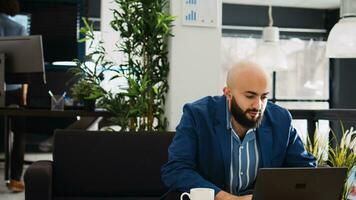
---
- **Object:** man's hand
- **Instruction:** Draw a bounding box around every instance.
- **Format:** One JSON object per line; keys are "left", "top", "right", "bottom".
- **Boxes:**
{"left": 215, "top": 190, "right": 253, "bottom": 200}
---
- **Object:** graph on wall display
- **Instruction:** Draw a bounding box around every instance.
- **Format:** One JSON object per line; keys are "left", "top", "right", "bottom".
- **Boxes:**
{"left": 186, "top": 0, "right": 197, "bottom": 4}
{"left": 186, "top": 10, "right": 197, "bottom": 21}
{"left": 182, "top": 0, "right": 217, "bottom": 27}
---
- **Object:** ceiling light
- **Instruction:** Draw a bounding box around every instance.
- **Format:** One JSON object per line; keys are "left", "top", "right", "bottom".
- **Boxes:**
{"left": 253, "top": 4, "right": 288, "bottom": 71}
{"left": 326, "top": 0, "right": 356, "bottom": 58}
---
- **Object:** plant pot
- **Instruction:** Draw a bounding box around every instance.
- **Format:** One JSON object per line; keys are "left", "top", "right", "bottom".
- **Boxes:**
{"left": 83, "top": 100, "right": 96, "bottom": 111}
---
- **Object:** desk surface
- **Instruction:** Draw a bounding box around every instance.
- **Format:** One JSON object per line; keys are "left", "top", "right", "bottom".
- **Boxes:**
{"left": 0, "top": 108, "right": 112, "bottom": 117}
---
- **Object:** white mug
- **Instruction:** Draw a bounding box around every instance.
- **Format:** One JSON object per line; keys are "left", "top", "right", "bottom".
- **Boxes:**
{"left": 180, "top": 188, "right": 214, "bottom": 200}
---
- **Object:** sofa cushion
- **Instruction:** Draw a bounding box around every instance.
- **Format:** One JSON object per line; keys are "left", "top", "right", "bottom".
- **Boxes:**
{"left": 52, "top": 130, "right": 174, "bottom": 197}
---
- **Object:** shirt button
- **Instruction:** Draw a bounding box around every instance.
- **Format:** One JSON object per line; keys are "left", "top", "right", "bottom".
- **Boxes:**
{"left": 240, "top": 146, "right": 244, "bottom": 150}
{"left": 240, "top": 172, "right": 244, "bottom": 175}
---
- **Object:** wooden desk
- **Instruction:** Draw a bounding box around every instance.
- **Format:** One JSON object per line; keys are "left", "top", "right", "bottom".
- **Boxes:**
{"left": 0, "top": 108, "right": 111, "bottom": 181}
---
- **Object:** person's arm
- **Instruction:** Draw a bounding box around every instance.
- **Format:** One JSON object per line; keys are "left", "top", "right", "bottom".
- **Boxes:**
{"left": 18, "top": 25, "right": 27, "bottom": 36}
{"left": 161, "top": 104, "right": 221, "bottom": 194}
{"left": 215, "top": 191, "right": 252, "bottom": 200}
{"left": 283, "top": 112, "right": 317, "bottom": 167}
{"left": 21, "top": 83, "right": 28, "bottom": 106}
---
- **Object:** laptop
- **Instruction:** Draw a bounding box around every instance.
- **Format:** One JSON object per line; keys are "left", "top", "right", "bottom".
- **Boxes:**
{"left": 253, "top": 167, "right": 348, "bottom": 200}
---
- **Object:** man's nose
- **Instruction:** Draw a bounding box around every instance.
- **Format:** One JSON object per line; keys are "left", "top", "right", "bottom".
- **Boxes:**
{"left": 252, "top": 98, "right": 262, "bottom": 110}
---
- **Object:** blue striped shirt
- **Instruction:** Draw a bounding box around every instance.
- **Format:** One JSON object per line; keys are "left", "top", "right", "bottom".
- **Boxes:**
{"left": 226, "top": 103, "right": 260, "bottom": 195}
{"left": 229, "top": 127, "right": 260, "bottom": 195}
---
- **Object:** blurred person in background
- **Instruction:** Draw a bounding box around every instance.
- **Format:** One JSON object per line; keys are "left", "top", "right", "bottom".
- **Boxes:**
{"left": 0, "top": 0, "right": 28, "bottom": 192}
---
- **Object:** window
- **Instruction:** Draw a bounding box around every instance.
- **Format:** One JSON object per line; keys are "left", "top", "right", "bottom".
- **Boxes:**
{"left": 221, "top": 36, "right": 329, "bottom": 100}
{"left": 221, "top": 35, "right": 329, "bottom": 142}
{"left": 85, "top": 31, "right": 127, "bottom": 93}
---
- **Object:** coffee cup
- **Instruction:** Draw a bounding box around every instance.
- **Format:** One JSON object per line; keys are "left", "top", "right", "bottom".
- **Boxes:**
{"left": 180, "top": 188, "right": 214, "bottom": 200}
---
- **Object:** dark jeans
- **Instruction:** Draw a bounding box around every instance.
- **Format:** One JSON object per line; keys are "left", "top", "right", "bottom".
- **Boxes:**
{"left": 10, "top": 117, "right": 26, "bottom": 181}
{"left": 6, "top": 87, "right": 26, "bottom": 181}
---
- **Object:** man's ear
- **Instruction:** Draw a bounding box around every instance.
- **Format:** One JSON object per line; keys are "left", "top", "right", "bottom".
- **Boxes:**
{"left": 223, "top": 87, "right": 232, "bottom": 99}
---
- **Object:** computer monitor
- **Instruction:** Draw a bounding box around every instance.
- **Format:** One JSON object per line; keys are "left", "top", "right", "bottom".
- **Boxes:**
{"left": 0, "top": 35, "right": 46, "bottom": 84}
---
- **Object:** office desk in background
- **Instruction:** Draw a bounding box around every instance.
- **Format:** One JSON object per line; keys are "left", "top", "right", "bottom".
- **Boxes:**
{"left": 0, "top": 108, "right": 111, "bottom": 181}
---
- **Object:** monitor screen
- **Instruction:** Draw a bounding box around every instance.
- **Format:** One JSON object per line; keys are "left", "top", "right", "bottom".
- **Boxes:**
{"left": 0, "top": 35, "right": 46, "bottom": 84}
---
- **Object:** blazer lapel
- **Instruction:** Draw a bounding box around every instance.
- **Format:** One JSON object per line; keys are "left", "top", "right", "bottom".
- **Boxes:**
{"left": 214, "top": 96, "right": 231, "bottom": 187}
{"left": 256, "top": 117, "right": 273, "bottom": 168}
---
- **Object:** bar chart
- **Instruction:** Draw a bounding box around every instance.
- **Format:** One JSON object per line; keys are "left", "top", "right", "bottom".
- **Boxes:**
{"left": 182, "top": 0, "right": 217, "bottom": 27}
{"left": 185, "top": 0, "right": 197, "bottom": 5}
{"left": 185, "top": 10, "right": 197, "bottom": 21}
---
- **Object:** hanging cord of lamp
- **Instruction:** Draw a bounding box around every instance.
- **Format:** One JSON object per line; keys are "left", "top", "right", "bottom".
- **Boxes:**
{"left": 255, "top": 1, "right": 287, "bottom": 71}
{"left": 268, "top": 3, "right": 273, "bottom": 27}
{"left": 256, "top": 1, "right": 288, "bottom": 102}
{"left": 263, "top": 2, "right": 278, "bottom": 44}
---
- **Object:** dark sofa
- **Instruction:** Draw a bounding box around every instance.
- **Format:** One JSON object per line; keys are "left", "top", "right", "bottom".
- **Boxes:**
{"left": 24, "top": 130, "right": 174, "bottom": 200}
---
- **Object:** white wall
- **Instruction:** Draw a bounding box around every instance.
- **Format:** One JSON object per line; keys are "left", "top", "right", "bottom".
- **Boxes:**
{"left": 100, "top": 0, "right": 122, "bottom": 65}
{"left": 101, "top": 0, "right": 223, "bottom": 131}
{"left": 166, "top": 0, "right": 222, "bottom": 130}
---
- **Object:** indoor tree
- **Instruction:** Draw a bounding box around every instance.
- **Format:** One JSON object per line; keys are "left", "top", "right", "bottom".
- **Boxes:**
{"left": 106, "top": 0, "right": 175, "bottom": 131}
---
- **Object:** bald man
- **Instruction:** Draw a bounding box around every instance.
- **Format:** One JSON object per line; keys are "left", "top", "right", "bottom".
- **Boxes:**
{"left": 161, "top": 61, "right": 316, "bottom": 200}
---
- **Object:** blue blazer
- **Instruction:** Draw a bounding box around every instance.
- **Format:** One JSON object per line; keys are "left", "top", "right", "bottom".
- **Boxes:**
{"left": 161, "top": 95, "right": 316, "bottom": 195}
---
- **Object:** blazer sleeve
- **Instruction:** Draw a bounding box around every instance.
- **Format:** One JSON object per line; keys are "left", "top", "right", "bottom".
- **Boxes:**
{"left": 283, "top": 112, "right": 317, "bottom": 167}
{"left": 161, "top": 104, "right": 221, "bottom": 195}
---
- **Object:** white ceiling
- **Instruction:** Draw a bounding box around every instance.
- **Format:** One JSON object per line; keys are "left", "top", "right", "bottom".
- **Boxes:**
{"left": 222, "top": 0, "right": 340, "bottom": 9}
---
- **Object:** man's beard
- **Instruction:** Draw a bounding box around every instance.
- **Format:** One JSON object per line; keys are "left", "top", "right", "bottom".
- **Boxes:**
{"left": 230, "top": 96, "right": 263, "bottom": 129}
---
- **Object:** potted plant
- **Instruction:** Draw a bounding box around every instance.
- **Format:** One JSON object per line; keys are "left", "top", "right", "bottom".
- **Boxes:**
{"left": 70, "top": 79, "right": 105, "bottom": 110}
{"left": 69, "top": 57, "right": 106, "bottom": 110}
{"left": 71, "top": 0, "right": 174, "bottom": 128}
{"left": 69, "top": 19, "right": 113, "bottom": 110}
{"left": 107, "top": 0, "right": 175, "bottom": 131}
{"left": 305, "top": 125, "right": 356, "bottom": 200}
{"left": 76, "top": 0, "right": 174, "bottom": 131}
